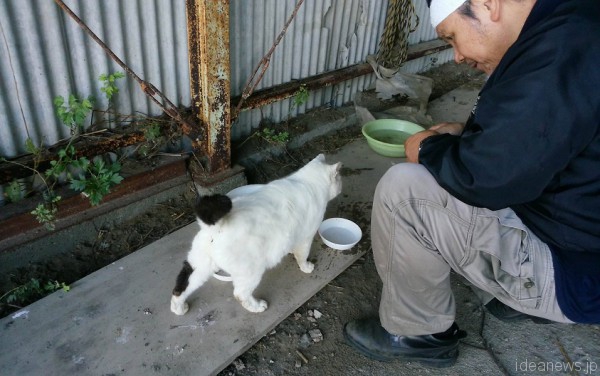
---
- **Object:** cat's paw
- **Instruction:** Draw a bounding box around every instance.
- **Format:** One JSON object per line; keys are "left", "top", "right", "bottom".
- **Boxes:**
{"left": 170, "top": 296, "right": 189, "bottom": 315}
{"left": 240, "top": 298, "right": 268, "bottom": 313}
{"left": 299, "top": 261, "right": 315, "bottom": 274}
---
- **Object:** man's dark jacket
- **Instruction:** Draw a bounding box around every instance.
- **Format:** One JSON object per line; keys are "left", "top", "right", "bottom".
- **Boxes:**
{"left": 419, "top": 0, "right": 600, "bottom": 323}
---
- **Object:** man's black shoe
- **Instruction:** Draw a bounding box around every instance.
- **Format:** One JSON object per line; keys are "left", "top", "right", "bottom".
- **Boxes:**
{"left": 484, "top": 298, "right": 552, "bottom": 324}
{"left": 343, "top": 318, "right": 466, "bottom": 368}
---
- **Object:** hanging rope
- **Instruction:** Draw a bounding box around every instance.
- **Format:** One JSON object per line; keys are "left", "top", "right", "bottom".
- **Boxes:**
{"left": 376, "top": 0, "right": 419, "bottom": 70}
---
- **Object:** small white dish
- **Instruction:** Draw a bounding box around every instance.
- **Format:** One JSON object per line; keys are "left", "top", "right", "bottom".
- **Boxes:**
{"left": 227, "top": 184, "right": 264, "bottom": 198}
{"left": 213, "top": 269, "right": 232, "bottom": 282}
{"left": 318, "top": 218, "right": 362, "bottom": 250}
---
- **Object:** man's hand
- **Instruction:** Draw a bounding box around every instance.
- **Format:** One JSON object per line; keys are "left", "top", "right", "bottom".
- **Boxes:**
{"left": 405, "top": 130, "right": 438, "bottom": 163}
{"left": 429, "top": 122, "right": 465, "bottom": 135}
{"left": 405, "top": 123, "right": 464, "bottom": 163}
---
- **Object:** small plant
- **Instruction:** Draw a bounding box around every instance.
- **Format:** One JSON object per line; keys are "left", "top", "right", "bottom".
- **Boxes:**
{"left": 46, "top": 144, "right": 78, "bottom": 179}
{"left": 54, "top": 94, "right": 94, "bottom": 136}
{"left": 99, "top": 72, "right": 125, "bottom": 102}
{"left": 144, "top": 122, "right": 162, "bottom": 141}
{"left": 238, "top": 85, "right": 308, "bottom": 149}
{"left": 99, "top": 72, "right": 125, "bottom": 128}
{"left": 292, "top": 84, "right": 309, "bottom": 109}
{"left": 50, "top": 75, "right": 125, "bottom": 207}
{"left": 31, "top": 194, "right": 61, "bottom": 230}
{"left": 0, "top": 278, "right": 70, "bottom": 308}
{"left": 44, "top": 280, "right": 71, "bottom": 293}
{"left": 69, "top": 158, "right": 123, "bottom": 206}
{"left": 4, "top": 180, "right": 24, "bottom": 203}
{"left": 2, "top": 72, "right": 126, "bottom": 231}
{"left": 138, "top": 122, "right": 163, "bottom": 157}
{"left": 45, "top": 145, "right": 124, "bottom": 207}
{"left": 284, "top": 84, "right": 310, "bottom": 127}
{"left": 25, "top": 137, "right": 43, "bottom": 162}
{"left": 259, "top": 128, "right": 290, "bottom": 144}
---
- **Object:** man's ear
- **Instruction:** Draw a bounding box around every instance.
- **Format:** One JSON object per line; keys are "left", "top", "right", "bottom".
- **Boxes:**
{"left": 483, "top": 0, "right": 502, "bottom": 22}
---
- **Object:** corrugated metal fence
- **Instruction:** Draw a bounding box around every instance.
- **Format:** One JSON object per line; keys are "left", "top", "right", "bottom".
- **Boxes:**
{"left": 0, "top": 0, "right": 452, "bottom": 159}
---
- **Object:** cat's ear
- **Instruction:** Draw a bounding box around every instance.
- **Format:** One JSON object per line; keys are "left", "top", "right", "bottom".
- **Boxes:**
{"left": 329, "top": 162, "right": 342, "bottom": 178}
{"left": 315, "top": 153, "right": 326, "bottom": 162}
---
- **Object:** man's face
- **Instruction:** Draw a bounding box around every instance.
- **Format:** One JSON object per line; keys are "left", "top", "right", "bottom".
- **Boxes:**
{"left": 435, "top": 1, "right": 510, "bottom": 76}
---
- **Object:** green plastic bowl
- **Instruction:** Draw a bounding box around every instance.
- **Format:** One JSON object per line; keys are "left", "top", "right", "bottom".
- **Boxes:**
{"left": 361, "top": 119, "right": 425, "bottom": 157}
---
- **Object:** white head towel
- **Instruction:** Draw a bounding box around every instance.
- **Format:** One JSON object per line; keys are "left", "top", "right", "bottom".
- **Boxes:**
{"left": 427, "top": 0, "right": 466, "bottom": 28}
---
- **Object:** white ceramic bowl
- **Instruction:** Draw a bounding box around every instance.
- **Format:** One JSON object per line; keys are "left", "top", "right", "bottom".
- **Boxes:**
{"left": 318, "top": 218, "right": 362, "bottom": 250}
{"left": 227, "top": 184, "right": 264, "bottom": 198}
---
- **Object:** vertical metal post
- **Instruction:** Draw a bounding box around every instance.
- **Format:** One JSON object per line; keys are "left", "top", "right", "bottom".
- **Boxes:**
{"left": 186, "top": 0, "right": 231, "bottom": 173}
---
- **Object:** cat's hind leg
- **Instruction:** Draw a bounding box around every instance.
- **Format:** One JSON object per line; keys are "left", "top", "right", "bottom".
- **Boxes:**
{"left": 232, "top": 273, "right": 268, "bottom": 313}
{"left": 292, "top": 238, "right": 314, "bottom": 273}
{"left": 170, "top": 259, "right": 212, "bottom": 315}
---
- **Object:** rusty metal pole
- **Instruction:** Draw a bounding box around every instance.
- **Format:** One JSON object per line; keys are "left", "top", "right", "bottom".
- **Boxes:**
{"left": 186, "top": 0, "right": 231, "bottom": 173}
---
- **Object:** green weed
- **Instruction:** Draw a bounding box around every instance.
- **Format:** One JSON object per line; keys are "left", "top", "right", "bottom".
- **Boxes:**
{"left": 30, "top": 194, "right": 61, "bottom": 230}
{"left": 99, "top": 72, "right": 125, "bottom": 102}
{"left": 138, "top": 122, "right": 163, "bottom": 157}
{"left": 54, "top": 94, "right": 94, "bottom": 136}
{"left": 4, "top": 180, "right": 24, "bottom": 203}
{"left": 69, "top": 158, "right": 123, "bottom": 206}
{"left": 258, "top": 128, "right": 290, "bottom": 144}
{"left": 4, "top": 72, "right": 126, "bottom": 229}
{"left": 0, "top": 278, "right": 70, "bottom": 308}
{"left": 292, "top": 84, "right": 309, "bottom": 109}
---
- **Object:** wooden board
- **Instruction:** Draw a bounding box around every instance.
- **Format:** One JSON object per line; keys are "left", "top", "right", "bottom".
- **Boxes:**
{"left": 0, "top": 222, "right": 369, "bottom": 376}
{"left": 0, "top": 139, "right": 395, "bottom": 376}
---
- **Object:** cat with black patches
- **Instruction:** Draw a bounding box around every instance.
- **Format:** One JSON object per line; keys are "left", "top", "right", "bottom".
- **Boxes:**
{"left": 171, "top": 154, "right": 342, "bottom": 314}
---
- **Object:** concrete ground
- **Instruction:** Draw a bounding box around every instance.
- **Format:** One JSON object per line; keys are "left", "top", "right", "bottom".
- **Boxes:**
{"left": 1, "top": 80, "right": 599, "bottom": 376}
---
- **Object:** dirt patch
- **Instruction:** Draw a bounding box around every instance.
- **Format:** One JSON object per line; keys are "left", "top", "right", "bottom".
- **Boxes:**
{"left": 0, "top": 62, "right": 483, "bottom": 374}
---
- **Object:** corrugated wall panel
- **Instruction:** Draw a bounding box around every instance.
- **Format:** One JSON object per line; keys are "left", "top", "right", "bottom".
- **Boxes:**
{"left": 230, "top": 0, "right": 378, "bottom": 138}
{"left": 230, "top": 0, "right": 453, "bottom": 140}
{"left": 0, "top": 0, "right": 190, "bottom": 158}
{"left": 1, "top": 0, "right": 451, "bottom": 159}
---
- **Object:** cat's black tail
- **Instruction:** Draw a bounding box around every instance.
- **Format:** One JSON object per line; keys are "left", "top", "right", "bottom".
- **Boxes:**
{"left": 194, "top": 194, "right": 233, "bottom": 225}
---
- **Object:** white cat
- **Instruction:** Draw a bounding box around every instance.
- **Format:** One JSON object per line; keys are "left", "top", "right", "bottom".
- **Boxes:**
{"left": 170, "top": 154, "right": 342, "bottom": 314}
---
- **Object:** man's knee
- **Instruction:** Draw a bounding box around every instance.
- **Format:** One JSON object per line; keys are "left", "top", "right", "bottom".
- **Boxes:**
{"left": 376, "top": 164, "right": 440, "bottom": 203}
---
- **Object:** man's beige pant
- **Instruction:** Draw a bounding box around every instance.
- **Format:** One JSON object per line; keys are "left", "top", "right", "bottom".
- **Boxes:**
{"left": 372, "top": 164, "right": 573, "bottom": 336}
